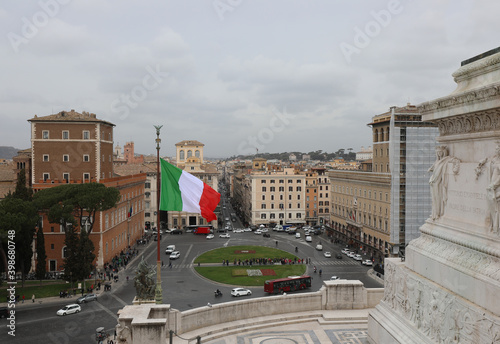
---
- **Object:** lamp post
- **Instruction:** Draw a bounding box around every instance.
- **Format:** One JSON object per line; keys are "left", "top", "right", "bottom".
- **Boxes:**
{"left": 154, "top": 125, "right": 163, "bottom": 304}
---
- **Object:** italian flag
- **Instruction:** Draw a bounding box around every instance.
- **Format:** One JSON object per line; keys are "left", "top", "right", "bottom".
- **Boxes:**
{"left": 159, "top": 159, "right": 220, "bottom": 222}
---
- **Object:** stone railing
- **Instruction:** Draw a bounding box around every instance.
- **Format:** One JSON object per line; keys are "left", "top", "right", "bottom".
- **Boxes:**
{"left": 116, "top": 280, "right": 384, "bottom": 344}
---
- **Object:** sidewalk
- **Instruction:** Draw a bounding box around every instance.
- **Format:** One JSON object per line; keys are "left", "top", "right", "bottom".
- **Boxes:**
{"left": 0, "top": 240, "right": 151, "bottom": 309}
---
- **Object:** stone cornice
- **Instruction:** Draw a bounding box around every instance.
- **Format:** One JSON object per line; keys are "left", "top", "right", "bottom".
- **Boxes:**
{"left": 419, "top": 84, "right": 500, "bottom": 116}
{"left": 433, "top": 107, "right": 500, "bottom": 136}
{"left": 452, "top": 52, "right": 500, "bottom": 81}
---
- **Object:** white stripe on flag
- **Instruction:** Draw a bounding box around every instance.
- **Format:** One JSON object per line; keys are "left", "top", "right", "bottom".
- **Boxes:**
{"left": 178, "top": 171, "right": 203, "bottom": 213}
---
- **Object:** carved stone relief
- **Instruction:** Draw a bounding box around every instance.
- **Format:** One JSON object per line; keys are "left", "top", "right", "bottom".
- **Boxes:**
{"left": 379, "top": 260, "right": 500, "bottom": 344}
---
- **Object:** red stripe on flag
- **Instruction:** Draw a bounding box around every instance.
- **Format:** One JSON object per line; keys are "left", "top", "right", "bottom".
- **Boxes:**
{"left": 199, "top": 183, "right": 221, "bottom": 222}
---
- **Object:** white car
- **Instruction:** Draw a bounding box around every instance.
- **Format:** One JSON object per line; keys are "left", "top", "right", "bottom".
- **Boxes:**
{"left": 233, "top": 228, "right": 243, "bottom": 233}
{"left": 169, "top": 251, "right": 181, "bottom": 259}
{"left": 341, "top": 248, "right": 350, "bottom": 255}
{"left": 347, "top": 251, "right": 356, "bottom": 258}
{"left": 354, "top": 254, "right": 363, "bottom": 261}
{"left": 231, "top": 288, "right": 252, "bottom": 297}
{"left": 362, "top": 259, "right": 373, "bottom": 266}
{"left": 254, "top": 230, "right": 262, "bottom": 235}
{"left": 243, "top": 228, "right": 252, "bottom": 232}
{"left": 315, "top": 244, "right": 323, "bottom": 251}
{"left": 295, "top": 233, "right": 301, "bottom": 239}
{"left": 305, "top": 236, "right": 312, "bottom": 242}
{"left": 165, "top": 245, "right": 176, "bottom": 254}
{"left": 260, "top": 228, "right": 268, "bottom": 233}
{"left": 330, "top": 276, "right": 340, "bottom": 281}
{"left": 57, "top": 304, "right": 81, "bottom": 316}
{"left": 206, "top": 234, "right": 215, "bottom": 239}
{"left": 324, "top": 251, "right": 332, "bottom": 258}
{"left": 219, "top": 233, "right": 230, "bottom": 238}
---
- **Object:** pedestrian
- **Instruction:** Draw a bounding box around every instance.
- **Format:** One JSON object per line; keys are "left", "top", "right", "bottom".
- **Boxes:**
{"left": 22, "top": 295, "right": 25, "bottom": 303}
{"left": 169, "top": 261, "right": 172, "bottom": 268}
{"left": 32, "top": 294, "right": 35, "bottom": 303}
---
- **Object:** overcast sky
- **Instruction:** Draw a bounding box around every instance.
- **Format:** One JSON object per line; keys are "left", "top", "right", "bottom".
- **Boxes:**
{"left": 1, "top": 0, "right": 498, "bottom": 158}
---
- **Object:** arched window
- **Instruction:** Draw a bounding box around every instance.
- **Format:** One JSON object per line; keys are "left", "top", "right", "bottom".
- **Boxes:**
{"left": 187, "top": 150, "right": 192, "bottom": 158}
{"left": 179, "top": 150, "right": 185, "bottom": 160}
{"left": 62, "top": 246, "right": 68, "bottom": 258}
{"left": 374, "top": 129, "right": 379, "bottom": 143}
{"left": 195, "top": 150, "right": 200, "bottom": 158}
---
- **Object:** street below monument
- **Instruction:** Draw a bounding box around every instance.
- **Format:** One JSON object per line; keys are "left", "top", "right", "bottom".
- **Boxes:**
{"left": 1, "top": 227, "right": 382, "bottom": 344}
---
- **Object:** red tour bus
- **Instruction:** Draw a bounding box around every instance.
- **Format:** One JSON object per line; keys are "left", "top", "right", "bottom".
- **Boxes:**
{"left": 264, "top": 275, "right": 312, "bottom": 294}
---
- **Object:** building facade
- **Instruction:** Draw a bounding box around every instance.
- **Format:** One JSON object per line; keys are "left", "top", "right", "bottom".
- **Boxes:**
{"left": 28, "top": 110, "right": 145, "bottom": 272}
{"left": 328, "top": 103, "right": 438, "bottom": 261}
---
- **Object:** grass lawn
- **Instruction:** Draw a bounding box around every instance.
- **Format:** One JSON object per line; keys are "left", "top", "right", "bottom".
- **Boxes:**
{"left": 194, "top": 245, "right": 307, "bottom": 286}
{"left": 195, "top": 264, "right": 306, "bottom": 286}
{"left": 0, "top": 279, "right": 100, "bottom": 302}
{"left": 194, "top": 245, "right": 298, "bottom": 263}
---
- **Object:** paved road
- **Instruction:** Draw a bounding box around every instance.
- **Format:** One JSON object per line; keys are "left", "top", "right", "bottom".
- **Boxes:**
{"left": 0, "top": 228, "right": 382, "bottom": 344}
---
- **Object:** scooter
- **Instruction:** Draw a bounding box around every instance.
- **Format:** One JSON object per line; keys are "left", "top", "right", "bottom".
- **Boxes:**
{"left": 214, "top": 290, "right": 223, "bottom": 297}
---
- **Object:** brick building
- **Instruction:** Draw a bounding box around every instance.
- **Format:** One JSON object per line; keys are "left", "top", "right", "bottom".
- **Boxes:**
{"left": 28, "top": 110, "right": 146, "bottom": 272}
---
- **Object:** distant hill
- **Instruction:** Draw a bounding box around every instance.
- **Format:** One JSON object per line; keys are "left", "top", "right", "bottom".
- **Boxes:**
{"left": 0, "top": 146, "right": 22, "bottom": 159}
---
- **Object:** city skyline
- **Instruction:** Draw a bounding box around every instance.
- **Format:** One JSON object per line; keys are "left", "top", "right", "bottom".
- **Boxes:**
{"left": 1, "top": 1, "right": 499, "bottom": 157}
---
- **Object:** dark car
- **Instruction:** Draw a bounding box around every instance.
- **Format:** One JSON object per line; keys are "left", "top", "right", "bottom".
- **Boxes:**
{"left": 76, "top": 293, "right": 97, "bottom": 304}
{"left": 170, "top": 229, "right": 182, "bottom": 235}
{"left": 0, "top": 307, "right": 9, "bottom": 319}
{"left": 336, "top": 253, "right": 342, "bottom": 259}
{"left": 263, "top": 233, "right": 270, "bottom": 238}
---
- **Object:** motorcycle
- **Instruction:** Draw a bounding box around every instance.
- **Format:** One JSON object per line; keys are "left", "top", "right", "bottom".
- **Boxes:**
{"left": 214, "top": 290, "right": 223, "bottom": 297}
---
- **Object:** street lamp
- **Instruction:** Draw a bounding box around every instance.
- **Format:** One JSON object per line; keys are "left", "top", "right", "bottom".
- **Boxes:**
{"left": 154, "top": 125, "right": 163, "bottom": 304}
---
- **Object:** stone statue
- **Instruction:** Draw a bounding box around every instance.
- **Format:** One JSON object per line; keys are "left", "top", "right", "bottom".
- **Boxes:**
{"left": 487, "top": 144, "right": 500, "bottom": 234}
{"left": 134, "top": 257, "right": 156, "bottom": 300}
{"left": 428, "top": 145, "right": 452, "bottom": 220}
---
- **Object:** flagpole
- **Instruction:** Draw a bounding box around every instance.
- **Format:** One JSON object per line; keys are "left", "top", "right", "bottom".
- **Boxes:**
{"left": 154, "top": 124, "right": 163, "bottom": 304}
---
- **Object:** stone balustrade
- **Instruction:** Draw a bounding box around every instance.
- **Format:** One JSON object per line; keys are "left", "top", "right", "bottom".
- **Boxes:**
{"left": 115, "top": 280, "right": 384, "bottom": 344}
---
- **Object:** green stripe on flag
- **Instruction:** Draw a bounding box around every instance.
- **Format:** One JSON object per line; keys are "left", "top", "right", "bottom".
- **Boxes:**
{"left": 160, "top": 159, "right": 183, "bottom": 211}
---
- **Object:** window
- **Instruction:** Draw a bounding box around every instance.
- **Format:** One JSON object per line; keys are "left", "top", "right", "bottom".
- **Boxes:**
{"left": 279, "top": 187, "right": 284, "bottom": 192}
{"left": 279, "top": 180, "right": 284, "bottom": 184}
{"left": 270, "top": 213, "right": 275, "bottom": 219}
{"left": 83, "top": 173, "right": 90, "bottom": 181}
{"left": 42, "top": 130, "right": 49, "bottom": 139}
{"left": 145, "top": 201, "right": 150, "bottom": 209}
{"left": 195, "top": 150, "right": 200, "bottom": 158}
{"left": 288, "top": 186, "right": 293, "bottom": 192}
{"left": 43, "top": 173, "right": 49, "bottom": 181}
{"left": 261, "top": 180, "right": 266, "bottom": 184}
{"left": 270, "top": 179, "right": 275, "bottom": 183}
{"left": 187, "top": 150, "right": 192, "bottom": 158}
{"left": 83, "top": 130, "right": 90, "bottom": 139}
{"left": 145, "top": 182, "right": 151, "bottom": 189}
{"left": 179, "top": 150, "right": 185, "bottom": 160}
{"left": 271, "top": 195, "right": 274, "bottom": 200}
{"left": 296, "top": 186, "right": 301, "bottom": 191}
{"left": 62, "top": 130, "right": 69, "bottom": 139}
{"left": 261, "top": 214, "right": 266, "bottom": 219}
{"left": 63, "top": 173, "right": 69, "bottom": 182}
{"left": 262, "top": 187, "right": 267, "bottom": 192}
{"left": 82, "top": 216, "right": 91, "bottom": 232}
{"left": 63, "top": 154, "right": 69, "bottom": 162}
{"left": 83, "top": 155, "right": 90, "bottom": 162}
{"left": 262, "top": 195, "right": 265, "bottom": 201}
{"left": 270, "top": 187, "right": 275, "bottom": 192}
{"left": 43, "top": 154, "right": 49, "bottom": 162}
{"left": 261, "top": 204, "right": 266, "bottom": 209}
